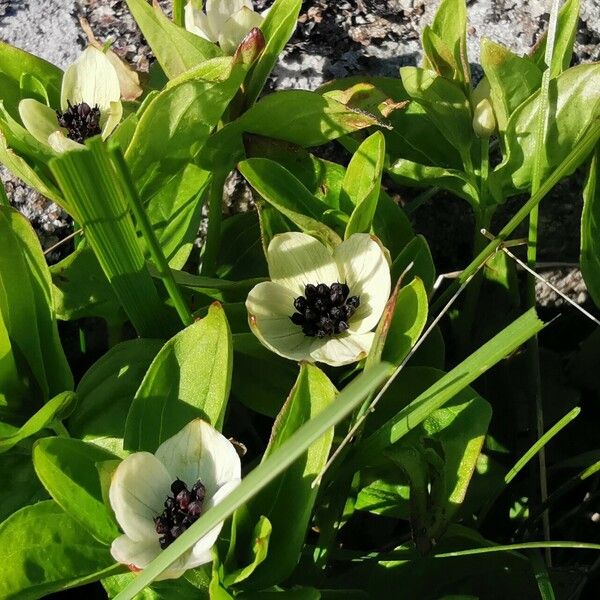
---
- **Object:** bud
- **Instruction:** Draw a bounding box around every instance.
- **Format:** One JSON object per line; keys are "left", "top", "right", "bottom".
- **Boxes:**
{"left": 472, "top": 98, "right": 496, "bottom": 138}
{"left": 233, "top": 27, "right": 266, "bottom": 66}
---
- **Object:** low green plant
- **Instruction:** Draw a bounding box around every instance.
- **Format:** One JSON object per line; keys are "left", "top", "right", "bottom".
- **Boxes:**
{"left": 0, "top": 0, "right": 599, "bottom": 598}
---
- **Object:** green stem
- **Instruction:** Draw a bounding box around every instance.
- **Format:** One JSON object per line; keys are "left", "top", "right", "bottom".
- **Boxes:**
{"left": 172, "top": 0, "right": 185, "bottom": 27}
{"left": 52, "top": 421, "right": 70, "bottom": 438}
{"left": 0, "top": 181, "right": 9, "bottom": 207}
{"left": 110, "top": 148, "right": 193, "bottom": 328}
{"left": 430, "top": 119, "right": 600, "bottom": 315}
{"left": 454, "top": 136, "right": 492, "bottom": 356}
{"left": 202, "top": 171, "right": 227, "bottom": 277}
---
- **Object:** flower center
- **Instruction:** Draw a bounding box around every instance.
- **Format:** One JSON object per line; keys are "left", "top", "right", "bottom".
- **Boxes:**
{"left": 56, "top": 101, "right": 102, "bottom": 143}
{"left": 154, "top": 478, "right": 206, "bottom": 549}
{"left": 291, "top": 282, "right": 360, "bottom": 338}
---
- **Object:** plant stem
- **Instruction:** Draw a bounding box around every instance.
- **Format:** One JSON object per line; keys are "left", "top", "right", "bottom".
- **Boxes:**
{"left": 430, "top": 119, "right": 600, "bottom": 315}
{"left": 0, "top": 181, "right": 9, "bottom": 207}
{"left": 110, "top": 148, "right": 193, "bottom": 328}
{"left": 202, "top": 170, "right": 227, "bottom": 277}
{"left": 52, "top": 421, "right": 70, "bottom": 438}
{"left": 172, "top": 0, "right": 185, "bottom": 27}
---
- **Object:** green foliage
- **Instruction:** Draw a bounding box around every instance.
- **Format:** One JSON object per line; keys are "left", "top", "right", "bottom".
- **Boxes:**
{"left": 491, "top": 63, "right": 600, "bottom": 196}
{"left": 69, "top": 339, "right": 163, "bottom": 456}
{"left": 0, "top": 501, "right": 118, "bottom": 599}
{"left": 125, "top": 303, "right": 233, "bottom": 451}
{"left": 0, "top": 0, "right": 598, "bottom": 597}
{"left": 0, "top": 206, "right": 72, "bottom": 407}
{"left": 125, "top": 0, "right": 220, "bottom": 79}
{"left": 580, "top": 146, "right": 600, "bottom": 307}
{"left": 32, "top": 437, "right": 120, "bottom": 544}
{"left": 232, "top": 364, "right": 337, "bottom": 589}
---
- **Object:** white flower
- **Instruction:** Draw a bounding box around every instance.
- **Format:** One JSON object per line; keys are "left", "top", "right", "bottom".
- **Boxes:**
{"left": 18, "top": 46, "right": 123, "bottom": 153}
{"left": 185, "top": 0, "right": 265, "bottom": 55}
{"left": 109, "top": 420, "right": 241, "bottom": 580}
{"left": 246, "top": 232, "right": 391, "bottom": 367}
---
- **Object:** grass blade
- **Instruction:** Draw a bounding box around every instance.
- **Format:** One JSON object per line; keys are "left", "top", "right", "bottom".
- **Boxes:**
{"left": 351, "top": 309, "right": 545, "bottom": 469}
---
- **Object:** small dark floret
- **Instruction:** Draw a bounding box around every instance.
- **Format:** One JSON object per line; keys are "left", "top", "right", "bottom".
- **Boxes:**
{"left": 154, "top": 478, "right": 206, "bottom": 549}
{"left": 56, "top": 100, "right": 102, "bottom": 143}
{"left": 291, "top": 282, "right": 360, "bottom": 338}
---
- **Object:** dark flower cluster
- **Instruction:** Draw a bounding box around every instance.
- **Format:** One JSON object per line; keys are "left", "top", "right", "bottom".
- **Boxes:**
{"left": 154, "top": 478, "right": 206, "bottom": 549}
{"left": 291, "top": 282, "right": 360, "bottom": 338}
{"left": 56, "top": 100, "right": 102, "bottom": 143}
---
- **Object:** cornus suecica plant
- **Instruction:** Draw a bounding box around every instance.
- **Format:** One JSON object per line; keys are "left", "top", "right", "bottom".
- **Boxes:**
{"left": 109, "top": 420, "right": 240, "bottom": 579}
{"left": 18, "top": 46, "right": 122, "bottom": 152}
{"left": 246, "top": 232, "right": 391, "bottom": 366}
{"left": 1, "top": 0, "right": 600, "bottom": 598}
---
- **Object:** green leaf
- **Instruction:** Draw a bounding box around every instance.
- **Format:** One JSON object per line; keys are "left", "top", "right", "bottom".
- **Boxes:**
{"left": 422, "top": 26, "right": 459, "bottom": 82}
{"left": 0, "top": 391, "right": 74, "bottom": 453}
{"left": 125, "top": 0, "right": 220, "bottom": 79}
{"left": 144, "top": 163, "right": 211, "bottom": 269}
{"left": 231, "top": 334, "right": 298, "bottom": 418}
{"left": 113, "top": 363, "right": 391, "bottom": 598}
{"left": 426, "top": 0, "right": 469, "bottom": 87}
{"left": 0, "top": 205, "right": 73, "bottom": 403}
{"left": 244, "top": 0, "right": 302, "bottom": 106}
{"left": 125, "top": 302, "right": 233, "bottom": 451}
{"left": 491, "top": 63, "right": 600, "bottom": 196}
{"left": 365, "top": 277, "right": 428, "bottom": 371}
{"left": 104, "top": 572, "right": 208, "bottom": 599}
{"left": 245, "top": 136, "right": 346, "bottom": 210}
{"left": 239, "top": 158, "right": 342, "bottom": 248}
{"left": 342, "top": 132, "right": 385, "bottom": 237}
{"left": 32, "top": 437, "right": 120, "bottom": 544}
{"left": 0, "top": 40, "right": 62, "bottom": 106}
{"left": 381, "top": 278, "right": 428, "bottom": 366}
{"left": 51, "top": 243, "right": 123, "bottom": 323}
{"left": 391, "top": 235, "right": 436, "bottom": 294}
{"left": 0, "top": 449, "right": 47, "bottom": 522}
{"left": 224, "top": 516, "right": 272, "bottom": 586}
{"left": 353, "top": 309, "right": 544, "bottom": 468}
{"left": 400, "top": 67, "right": 473, "bottom": 162}
{"left": 216, "top": 212, "right": 268, "bottom": 280}
{"left": 0, "top": 500, "right": 118, "bottom": 599}
{"left": 480, "top": 39, "right": 543, "bottom": 134}
{"left": 126, "top": 60, "right": 247, "bottom": 193}
{"left": 388, "top": 158, "right": 479, "bottom": 207}
{"left": 392, "top": 369, "right": 492, "bottom": 527}
{"left": 580, "top": 146, "right": 600, "bottom": 308}
{"left": 69, "top": 339, "right": 164, "bottom": 456}
{"left": 531, "top": 0, "right": 580, "bottom": 77}
{"left": 0, "top": 72, "right": 23, "bottom": 120}
{"left": 49, "top": 139, "right": 173, "bottom": 338}
{"left": 239, "top": 90, "right": 387, "bottom": 147}
{"left": 371, "top": 192, "right": 415, "bottom": 261}
{"left": 170, "top": 272, "right": 265, "bottom": 305}
{"left": 233, "top": 364, "right": 338, "bottom": 589}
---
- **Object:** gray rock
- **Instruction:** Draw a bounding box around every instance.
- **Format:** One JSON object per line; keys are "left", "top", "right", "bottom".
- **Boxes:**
{"left": 0, "top": 0, "right": 80, "bottom": 68}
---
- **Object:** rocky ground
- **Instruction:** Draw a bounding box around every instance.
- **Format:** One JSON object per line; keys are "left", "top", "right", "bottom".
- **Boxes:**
{"left": 1, "top": 0, "right": 599, "bottom": 304}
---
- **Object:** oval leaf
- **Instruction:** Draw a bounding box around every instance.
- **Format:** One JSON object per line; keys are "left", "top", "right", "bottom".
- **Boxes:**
{"left": 125, "top": 302, "right": 233, "bottom": 451}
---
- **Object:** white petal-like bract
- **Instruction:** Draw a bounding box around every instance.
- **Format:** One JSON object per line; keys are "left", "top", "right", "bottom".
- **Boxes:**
{"left": 109, "top": 452, "right": 172, "bottom": 542}
{"left": 61, "top": 47, "right": 121, "bottom": 112}
{"left": 155, "top": 419, "right": 241, "bottom": 497}
{"left": 334, "top": 234, "right": 391, "bottom": 334}
{"left": 268, "top": 232, "right": 340, "bottom": 297}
